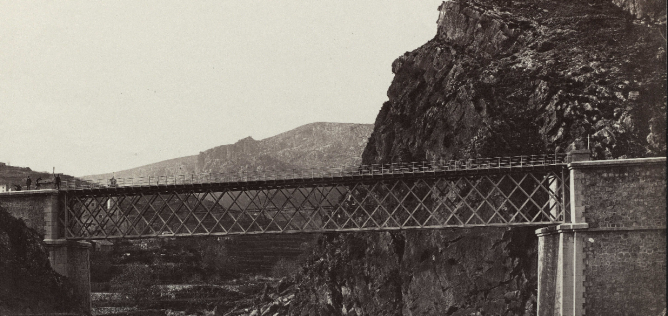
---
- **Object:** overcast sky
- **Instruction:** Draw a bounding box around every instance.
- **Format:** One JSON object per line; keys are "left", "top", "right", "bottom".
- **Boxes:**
{"left": 1, "top": 1, "right": 442, "bottom": 176}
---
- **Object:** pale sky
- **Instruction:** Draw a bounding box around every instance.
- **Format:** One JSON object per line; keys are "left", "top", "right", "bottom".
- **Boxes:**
{"left": 1, "top": 1, "right": 443, "bottom": 176}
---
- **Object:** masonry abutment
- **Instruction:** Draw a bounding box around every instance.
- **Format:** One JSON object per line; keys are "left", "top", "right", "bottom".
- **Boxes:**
{"left": 0, "top": 190, "right": 92, "bottom": 314}
{"left": 536, "top": 152, "right": 666, "bottom": 316}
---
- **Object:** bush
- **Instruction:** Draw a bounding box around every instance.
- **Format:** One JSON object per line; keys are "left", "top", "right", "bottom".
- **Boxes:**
{"left": 197, "top": 238, "right": 239, "bottom": 280}
{"left": 90, "top": 251, "right": 116, "bottom": 283}
{"left": 110, "top": 264, "right": 158, "bottom": 305}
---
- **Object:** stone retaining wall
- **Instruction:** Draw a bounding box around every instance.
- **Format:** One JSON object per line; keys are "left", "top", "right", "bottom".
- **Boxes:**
{"left": 537, "top": 157, "right": 666, "bottom": 316}
{"left": 577, "top": 160, "right": 666, "bottom": 316}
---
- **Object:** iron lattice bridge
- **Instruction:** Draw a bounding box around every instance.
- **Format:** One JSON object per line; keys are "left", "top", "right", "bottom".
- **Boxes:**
{"left": 61, "top": 155, "right": 570, "bottom": 240}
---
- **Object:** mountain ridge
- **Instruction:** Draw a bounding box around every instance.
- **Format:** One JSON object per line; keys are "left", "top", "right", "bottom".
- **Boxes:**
{"left": 83, "top": 122, "right": 373, "bottom": 181}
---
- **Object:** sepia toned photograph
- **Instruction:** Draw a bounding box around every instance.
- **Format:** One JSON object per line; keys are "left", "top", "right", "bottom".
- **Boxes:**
{"left": 0, "top": 0, "right": 665, "bottom": 315}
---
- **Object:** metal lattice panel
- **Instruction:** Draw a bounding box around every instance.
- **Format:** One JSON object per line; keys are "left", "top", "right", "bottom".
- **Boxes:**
{"left": 63, "top": 165, "right": 569, "bottom": 240}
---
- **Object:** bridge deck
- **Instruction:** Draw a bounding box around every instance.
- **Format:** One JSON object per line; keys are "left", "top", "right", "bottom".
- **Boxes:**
{"left": 60, "top": 155, "right": 570, "bottom": 240}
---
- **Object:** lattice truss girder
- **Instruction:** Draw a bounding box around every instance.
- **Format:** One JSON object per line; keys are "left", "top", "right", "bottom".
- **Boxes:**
{"left": 63, "top": 170, "right": 570, "bottom": 239}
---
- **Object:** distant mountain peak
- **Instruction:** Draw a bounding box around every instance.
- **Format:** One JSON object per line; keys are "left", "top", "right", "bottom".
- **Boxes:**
{"left": 82, "top": 122, "right": 373, "bottom": 181}
{"left": 236, "top": 136, "right": 256, "bottom": 143}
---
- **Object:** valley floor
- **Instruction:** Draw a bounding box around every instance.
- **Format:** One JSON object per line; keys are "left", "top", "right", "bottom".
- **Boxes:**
{"left": 92, "top": 275, "right": 294, "bottom": 316}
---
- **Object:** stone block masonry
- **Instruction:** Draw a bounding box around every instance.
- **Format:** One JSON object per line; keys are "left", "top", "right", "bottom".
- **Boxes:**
{"left": 537, "top": 157, "right": 666, "bottom": 316}
{"left": 581, "top": 162, "right": 665, "bottom": 229}
{"left": 576, "top": 159, "right": 666, "bottom": 316}
{"left": 0, "top": 190, "right": 56, "bottom": 236}
{"left": 583, "top": 231, "right": 665, "bottom": 315}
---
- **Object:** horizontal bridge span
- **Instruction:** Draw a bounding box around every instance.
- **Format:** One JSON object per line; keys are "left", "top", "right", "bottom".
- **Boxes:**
{"left": 64, "top": 164, "right": 567, "bottom": 196}
{"left": 62, "top": 154, "right": 569, "bottom": 191}
{"left": 62, "top": 159, "right": 570, "bottom": 240}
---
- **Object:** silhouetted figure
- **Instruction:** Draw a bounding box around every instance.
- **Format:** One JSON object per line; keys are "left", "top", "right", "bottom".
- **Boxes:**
{"left": 109, "top": 177, "right": 117, "bottom": 187}
{"left": 26, "top": 176, "right": 32, "bottom": 190}
{"left": 55, "top": 174, "right": 61, "bottom": 190}
{"left": 35, "top": 177, "right": 42, "bottom": 189}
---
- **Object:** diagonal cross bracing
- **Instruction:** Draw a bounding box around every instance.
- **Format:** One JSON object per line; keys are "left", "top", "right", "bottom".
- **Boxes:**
{"left": 63, "top": 162, "right": 569, "bottom": 240}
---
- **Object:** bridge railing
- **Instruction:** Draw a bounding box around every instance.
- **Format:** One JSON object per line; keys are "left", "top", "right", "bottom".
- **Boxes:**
{"left": 60, "top": 154, "right": 569, "bottom": 239}
{"left": 61, "top": 154, "right": 567, "bottom": 190}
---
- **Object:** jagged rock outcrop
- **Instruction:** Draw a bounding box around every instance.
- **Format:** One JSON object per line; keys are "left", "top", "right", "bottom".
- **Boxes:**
{"left": 289, "top": 0, "right": 666, "bottom": 315}
{"left": 0, "top": 207, "right": 78, "bottom": 314}
{"left": 364, "top": 0, "right": 665, "bottom": 164}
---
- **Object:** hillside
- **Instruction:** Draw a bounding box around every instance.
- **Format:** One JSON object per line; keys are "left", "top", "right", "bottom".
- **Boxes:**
{"left": 83, "top": 122, "right": 372, "bottom": 181}
{"left": 286, "top": 0, "right": 666, "bottom": 315}
{"left": 0, "top": 163, "right": 78, "bottom": 191}
{"left": 82, "top": 155, "right": 198, "bottom": 183}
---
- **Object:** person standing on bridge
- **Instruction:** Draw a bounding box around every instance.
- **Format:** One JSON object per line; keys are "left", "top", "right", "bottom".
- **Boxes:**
{"left": 54, "top": 174, "right": 61, "bottom": 190}
{"left": 26, "top": 176, "right": 32, "bottom": 190}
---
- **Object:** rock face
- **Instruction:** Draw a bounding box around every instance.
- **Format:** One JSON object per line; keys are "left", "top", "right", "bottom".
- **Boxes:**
{"left": 0, "top": 207, "right": 78, "bottom": 314}
{"left": 363, "top": 0, "right": 665, "bottom": 164}
{"left": 289, "top": 229, "right": 537, "bottom": 316}
{"left": 289, "top": 0, "right": 666, "bottom": 315}
{"left": 612, "top": 0, "right": 666, "bottom": 20}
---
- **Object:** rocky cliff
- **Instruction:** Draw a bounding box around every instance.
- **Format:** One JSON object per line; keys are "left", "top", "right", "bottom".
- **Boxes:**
{"left": 287, "top": 0, "right": 666, "bottom": 315}
{"left": 363, "top": 0, "right": 665, "bottom": 164}
{"left": 0, "top": 207, "right": 78, "bottom": 314}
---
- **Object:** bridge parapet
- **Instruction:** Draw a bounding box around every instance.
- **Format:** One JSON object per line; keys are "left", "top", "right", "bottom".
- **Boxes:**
{"left": 62, "top": 154, "right": 568, "bottom": 190}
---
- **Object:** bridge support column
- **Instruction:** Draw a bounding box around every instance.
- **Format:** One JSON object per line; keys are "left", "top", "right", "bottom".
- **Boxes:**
{"left": 536, "top": 148, "right": 590, "bottom": 316}
{"left": 536, "top": 223, "right": 588, "bottom": 316}
{"left": 43, "top": 194, "right": 92, "bottom": 315}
